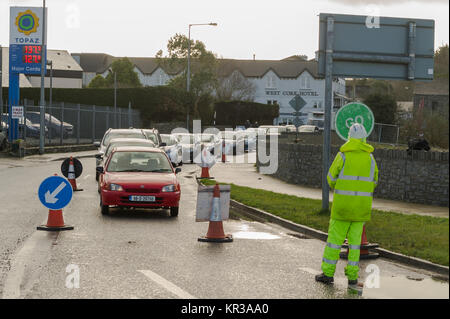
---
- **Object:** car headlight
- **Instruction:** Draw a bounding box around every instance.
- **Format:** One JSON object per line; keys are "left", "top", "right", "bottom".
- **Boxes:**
{"left": 109, "top": 183, "right": 124, "bottom": 191}
{"left": 162, "top": 184, "right": 176, "bottom": 192}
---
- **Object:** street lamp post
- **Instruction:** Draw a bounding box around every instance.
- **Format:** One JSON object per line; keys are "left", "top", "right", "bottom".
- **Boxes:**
{"left": 109, "top": 67, "right": 117, "bottom": 129}
{"left": 39, "top": 0, "right": 47, "bottom": 154}
{"left": 186, "top": 22, "right": 217, "bottom": 131}
{"left": 47, "top": 60, "right": 53, "bottom": 143}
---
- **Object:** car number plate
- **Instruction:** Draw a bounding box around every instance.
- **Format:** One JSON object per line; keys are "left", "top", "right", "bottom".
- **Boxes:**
{"left": 129, "top": 195, "right": 156, "bottom": 202}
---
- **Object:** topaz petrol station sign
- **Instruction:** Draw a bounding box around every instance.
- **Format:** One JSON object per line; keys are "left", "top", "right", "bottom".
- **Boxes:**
{"left": 8, "top": 6, "right": 47, "bottom": 142}
{"left": 10, "top": 7, "right": 47, "bottom": 74}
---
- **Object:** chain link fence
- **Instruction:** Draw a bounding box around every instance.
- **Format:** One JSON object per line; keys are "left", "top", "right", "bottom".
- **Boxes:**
{"left": 9, "top": 99, "right": 142, "bottom": 146}
{"left": 366, "top": 123, "right": 400, "bottom": 145}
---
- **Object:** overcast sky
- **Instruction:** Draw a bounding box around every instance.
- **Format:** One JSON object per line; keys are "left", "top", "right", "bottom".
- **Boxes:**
{"left": 1, "top": 0, "right": 448, "bottom": 60}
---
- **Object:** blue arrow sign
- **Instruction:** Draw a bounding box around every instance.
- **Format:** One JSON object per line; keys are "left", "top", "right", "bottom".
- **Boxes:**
{"left": 289, "top": 95, "right": 307, "bottom": 111}
{"left": 38, "top": 176, "right": 73, "bottom": 210}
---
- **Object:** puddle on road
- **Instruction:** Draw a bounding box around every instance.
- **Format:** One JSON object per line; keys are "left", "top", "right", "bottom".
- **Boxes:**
{"left": 361, "top": 276, "right": 449, "bottom": 299}
{"left": 232, "top": 231, "right": 281, "bottom": 240}
{"left": 232, "top": 224, "right": 281, "bottom": 240}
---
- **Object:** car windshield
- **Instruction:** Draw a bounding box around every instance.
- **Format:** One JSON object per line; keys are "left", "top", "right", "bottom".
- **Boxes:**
{"left": 220, "top": 131, "right": 235, "bottom": 139}
{"left": 105, "top": 141, "right": 155, "bottom": 157}
{"left": 161, "top": 135, "right": 177, "bottom": 146}
{"left": 144, "top": 132, "right": 159, "bottom": 144}
{"left": 103, "top": 131, "right": 145, "bottom": 146}
{"left": 175, "top": 134, "right": 194, "bottom": 144}
{"left": 196, "top": 134, "right": 215, "bottom": 143}
{"left": 107, "top": 151, "right": 172, "bottom": 172}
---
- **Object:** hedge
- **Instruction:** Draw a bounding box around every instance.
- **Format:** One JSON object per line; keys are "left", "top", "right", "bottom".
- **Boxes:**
{"left": 2, "top": 88, "right": 278, "bottom": 127}
{"left": 214, "top": 101, "right": 279, "bottom": 127}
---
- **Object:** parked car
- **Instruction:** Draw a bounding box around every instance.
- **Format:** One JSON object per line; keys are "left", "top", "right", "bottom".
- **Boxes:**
{"left": 95, "top": 137, "right": 156, "bottom": 181}
{"left": 1, "top": 114, "right": 48, "bottom": 139}
{"left": 26, "top": 112, "right": 73, "bottom": 138}
{"left": 298, "top": 125, "right": 320, "bottom": 133}
{"left": 220, "top": 131, "right": 245, "bottom": 155}
{"left": 142, "top": 128, "right": 164, "bottom": 147}
{"left": 94, "top": 128, "right": 147, "bottom": 163}
{"left": 173, "top": 133, "right": 198, "bottom": 163}
{"left": 160, "top": 134, "right": 183, "bottom": 167}
{"left": 194, "top": 133, "right": 221, "bottom": 155}
{"left": 97, "top": 146, "right": 181, "bottom": 216}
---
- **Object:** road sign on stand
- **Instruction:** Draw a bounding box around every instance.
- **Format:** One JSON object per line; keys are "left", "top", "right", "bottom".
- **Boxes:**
{"left": 38, "top": 175, "right": 73, "bottom": 210}
{"left": 289, "top": 95, "right": 307, "bottom": 112}
{"left": 317, "top": 12, "right": 435, "bottom": 211}
{"left": 335, "top": 102, "right": 375, "bottom": 141}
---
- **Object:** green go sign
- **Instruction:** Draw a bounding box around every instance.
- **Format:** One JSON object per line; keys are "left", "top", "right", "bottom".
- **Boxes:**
{"left": 335, "top": 102, "right": 375, "bottom": 141}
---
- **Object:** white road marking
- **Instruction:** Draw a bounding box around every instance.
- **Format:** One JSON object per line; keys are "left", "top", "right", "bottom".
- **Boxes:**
{"left": 138, "top": 270, "right": 196, "bottom": 299}
{"left": 83, "top": 174, "right": 91, "bottom": 180}
{"left": 2, "top": 231, "right": 54, "bottom": 299}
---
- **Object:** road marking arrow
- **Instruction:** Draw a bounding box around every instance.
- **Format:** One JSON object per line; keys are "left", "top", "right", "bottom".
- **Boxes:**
{"left": 44, "top": 182, "right": 67, "bottom": 204}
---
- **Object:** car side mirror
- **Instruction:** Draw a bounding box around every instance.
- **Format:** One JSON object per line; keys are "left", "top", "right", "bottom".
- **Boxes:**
{"left": 160, "top": 142, "right": 167, "bottom": 147}
{"left": 96, "top": 166, "right": 104, "bottom": 174}
{"left": 175, "top": 167, "right": 181, "bottom": 174}
{"left": 93, "top": 141, "right": 100, "bottom": 147}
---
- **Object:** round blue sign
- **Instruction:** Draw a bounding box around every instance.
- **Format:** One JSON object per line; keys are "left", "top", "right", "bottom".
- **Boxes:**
{"left": 38, "top": 176, "right": 73, "bottom": 210}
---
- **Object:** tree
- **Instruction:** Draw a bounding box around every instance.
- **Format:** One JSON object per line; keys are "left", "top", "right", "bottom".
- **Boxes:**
{"left": 88, "top": 75, "right": 108, "bottom": 88}
{"left": 363, "top": 93, "right": 397, "bottom": 124}
{"left": 105, "top": 57, "right": 142, "bottom": 88}
{"left": 434, "top": 44, "right": 449, "bottom": 80}
{"left": 215, "top": 70, "right": 256, "bottom": 101}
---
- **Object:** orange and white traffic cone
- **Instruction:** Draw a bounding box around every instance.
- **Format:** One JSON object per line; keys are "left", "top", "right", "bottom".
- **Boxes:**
{"left": 340, "top": 225, "right": 379, "bottom": 260}
{"left": 199, "top": 148, "right": 213, "bottom": 179}
{"left": 37, "top": 209, "right": 74, "bottom": 231}
{"left": 68, "top": 156, "right": 83, "bottom": 191}
{"left": 198, "top": 183, "right": 233, "bottom": 242}
{"left": 221, "top": 140, "right": 226, "bottom": 163}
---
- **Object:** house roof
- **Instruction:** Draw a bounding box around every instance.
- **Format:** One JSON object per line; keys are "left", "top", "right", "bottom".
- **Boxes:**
{"left": 71, "top": 53, "right": 320, "bottom": 79}
{"left": 414, "top": 79, "right": 449, "bottom": 96}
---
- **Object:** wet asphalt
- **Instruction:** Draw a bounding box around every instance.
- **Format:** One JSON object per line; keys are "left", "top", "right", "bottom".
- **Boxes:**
{"left": 0, "top": 154, "right": 448, "bottom": 299}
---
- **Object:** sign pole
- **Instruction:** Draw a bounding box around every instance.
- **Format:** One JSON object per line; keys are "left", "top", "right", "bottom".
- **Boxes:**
{"left": 39, "top": 0, "right": 47, "bottom": 154}
{"left": 322, "top": 16, "right": 334, "bottom": 211}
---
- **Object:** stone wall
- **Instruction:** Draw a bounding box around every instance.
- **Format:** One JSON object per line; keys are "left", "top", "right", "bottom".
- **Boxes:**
{"left": 257, "top": 142, "right": 449, "bottom": 207}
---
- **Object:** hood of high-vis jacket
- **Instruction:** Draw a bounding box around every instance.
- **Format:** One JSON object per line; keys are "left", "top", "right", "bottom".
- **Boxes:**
{"left": 340, "top": 138, "right": 374, "bottom": 154}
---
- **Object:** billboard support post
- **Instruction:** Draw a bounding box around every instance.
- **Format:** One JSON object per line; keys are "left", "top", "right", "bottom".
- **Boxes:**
{"left": 322, "top": 16, "right": 334, "bottom": 211}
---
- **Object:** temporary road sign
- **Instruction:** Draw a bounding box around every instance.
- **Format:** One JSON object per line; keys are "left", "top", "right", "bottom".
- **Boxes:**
{"left": 335, "top": 102, "right": 375, "bottom": 141}
{"left": 38, "top": 175, "right": 73, "bottom": 210}
{"left": 61, "top": 157, "right": 83, "bottom": 179}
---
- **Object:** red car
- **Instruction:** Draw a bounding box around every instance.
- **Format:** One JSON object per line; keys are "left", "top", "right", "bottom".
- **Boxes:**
{"left": 97, "top": 146, "right": 181, "bottom": 216}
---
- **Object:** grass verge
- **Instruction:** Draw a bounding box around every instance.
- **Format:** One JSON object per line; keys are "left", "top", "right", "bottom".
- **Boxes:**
{"left": 201, "top": 179, "right": 449, "bottom": 266}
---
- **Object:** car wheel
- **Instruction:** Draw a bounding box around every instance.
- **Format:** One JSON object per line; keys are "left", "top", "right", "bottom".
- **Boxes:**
{"left": 170, "top": 207, "right": 179, "bottom": 217}
{"left": 100, "top": 198, "right": 109, "bottom": 215}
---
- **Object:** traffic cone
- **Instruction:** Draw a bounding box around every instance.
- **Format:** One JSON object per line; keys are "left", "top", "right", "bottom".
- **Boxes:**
{"left": 198, "top": 183, "right": 233, "bottom": 243}
{"left": 340, "top": 225, "right": 379, "bottom": 260}
{"left": 221, "top": 140, "right": 226, "bottom": 163}
{"left": 198, "top": 149, "right": 213, "bottom": 179}
{"left": 68, "top": 156, "right": 83, "bottom": 191}
{"left": 37, "top": 209, "right": 74, "bottom": 231}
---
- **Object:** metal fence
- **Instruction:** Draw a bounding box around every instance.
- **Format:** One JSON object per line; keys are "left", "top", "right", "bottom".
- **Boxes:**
{"left": 366, "top": 123, "right": 400, "bottom": 145}
{"left": 7, "top": 99, "right": 142, "bottom": 146}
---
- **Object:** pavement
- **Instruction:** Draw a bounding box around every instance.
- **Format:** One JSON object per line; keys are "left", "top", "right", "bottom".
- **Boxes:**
{"left": 0, "top": 150, "right": 448, "bottom": 299}
{"left": 207, "top": 152, "right": 449, "bottom": 219}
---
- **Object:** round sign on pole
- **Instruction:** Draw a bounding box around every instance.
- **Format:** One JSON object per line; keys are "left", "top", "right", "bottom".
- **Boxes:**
{"left": 61, "top": 157, "right": 83, "bottom": 179}
{"left": 38, "top": 176, "right": 73, "bottom": 210}
{"left": 335, "top": 102, "right": 375, "bottom": 141}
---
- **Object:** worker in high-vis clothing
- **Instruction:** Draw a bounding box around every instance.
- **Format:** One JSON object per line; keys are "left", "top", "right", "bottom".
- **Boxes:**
{"left": 315, "top": 123, "right": 378, "bottom": 289}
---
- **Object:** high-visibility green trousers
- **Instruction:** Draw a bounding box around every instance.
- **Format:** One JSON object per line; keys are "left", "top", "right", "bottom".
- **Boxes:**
{"left": 321, "top": 219, "right": 364, "bottom": 281}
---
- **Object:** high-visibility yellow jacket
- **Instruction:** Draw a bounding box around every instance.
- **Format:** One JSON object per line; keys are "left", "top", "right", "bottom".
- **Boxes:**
{"left": 327, "top": 138, "right": 379, "bottom": 222}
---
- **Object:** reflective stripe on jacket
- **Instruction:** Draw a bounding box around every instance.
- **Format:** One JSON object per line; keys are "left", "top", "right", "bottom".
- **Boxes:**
{"left": 327, "top": 138, "right": 379, "bottom": 221}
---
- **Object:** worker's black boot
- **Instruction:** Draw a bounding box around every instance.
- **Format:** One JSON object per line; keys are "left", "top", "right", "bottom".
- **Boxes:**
{"left": 315, "top": 273, "right": 334, "bottom": 284}
{"left": 348, "top": 279, "right": 363, "bottom": 296}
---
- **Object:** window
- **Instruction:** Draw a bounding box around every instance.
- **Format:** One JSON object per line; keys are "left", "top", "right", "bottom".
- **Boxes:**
{"left": 300, "top": 75, "right": 311, "bottom": 89}
{"left": 266, "top": 74, "right": 276, "bottom": 88}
